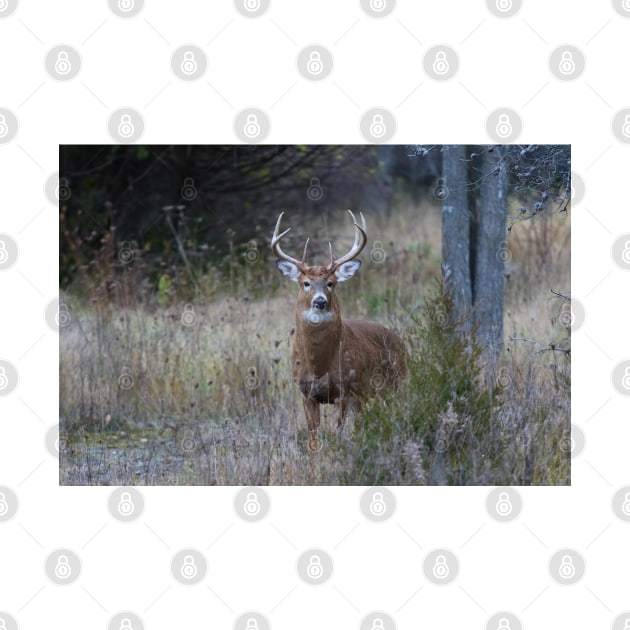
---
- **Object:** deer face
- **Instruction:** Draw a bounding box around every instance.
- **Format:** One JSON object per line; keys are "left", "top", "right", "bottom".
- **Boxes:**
{"left": 272, "top": 210, "right": 367, "bottom": 322}
{"left": 276, "top": 261, "right": 361, "bottom": 321}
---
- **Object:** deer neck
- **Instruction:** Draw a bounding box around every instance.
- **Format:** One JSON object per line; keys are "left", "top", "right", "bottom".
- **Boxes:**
{"left": 295, "top": 308, "right": 343, "bottom": 378}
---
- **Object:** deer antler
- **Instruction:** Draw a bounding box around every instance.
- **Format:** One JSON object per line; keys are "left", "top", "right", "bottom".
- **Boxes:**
{"left": 328, "top": 210, "right": 367, "bottom": 271}
{"left": 271, "top": 212, "right": 309, "bottom": 271}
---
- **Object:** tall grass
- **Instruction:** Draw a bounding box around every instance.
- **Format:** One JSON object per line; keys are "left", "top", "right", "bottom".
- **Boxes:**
{"left": 59, "top": 201, "right": 570, "bottom": 485}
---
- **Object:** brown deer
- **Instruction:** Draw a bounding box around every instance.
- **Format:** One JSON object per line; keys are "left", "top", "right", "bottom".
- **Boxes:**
{"left": 272, "top": 210, "right": 405, "bottom": 447}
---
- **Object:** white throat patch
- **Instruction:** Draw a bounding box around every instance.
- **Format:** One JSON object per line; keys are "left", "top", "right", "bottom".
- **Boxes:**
{"left": 302, "top": 309, "right": 334, "bottom": 325}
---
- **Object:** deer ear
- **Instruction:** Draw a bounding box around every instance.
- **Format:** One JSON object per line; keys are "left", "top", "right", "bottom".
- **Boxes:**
{"left": 276, "top": 260, "right": 301, "bottom": 282}
{"left": 336, "top": 260, "right": 361, "bottom": 282}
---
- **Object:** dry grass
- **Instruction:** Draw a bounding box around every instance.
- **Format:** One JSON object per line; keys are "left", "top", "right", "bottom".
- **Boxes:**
{"left": 59, "top": 201, "right": 570, "bottom": 485}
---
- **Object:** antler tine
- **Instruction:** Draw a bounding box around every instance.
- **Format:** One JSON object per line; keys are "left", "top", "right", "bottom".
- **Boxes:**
{"left": 301, "top": 237, "right": 310, "bottom": 264}
{"left": 348, "top": 209, "right": 367, "bottom": 232}
{"left": 328, "top": 209, "right": 367, "bottom": 271}
{"left": 271, "top": 212, "right": 308, "bottom": 269}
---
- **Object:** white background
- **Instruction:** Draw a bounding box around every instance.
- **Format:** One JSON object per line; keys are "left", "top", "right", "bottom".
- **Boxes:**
{"left": 0, "top": 0, "right": 629, "bottom": 628}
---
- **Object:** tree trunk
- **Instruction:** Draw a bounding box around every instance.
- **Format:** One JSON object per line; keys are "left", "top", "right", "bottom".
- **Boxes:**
{"left": 473, "top": 146, "right": 508, "bottom": 350}
{"left": 441, "top": 145, "right": 472, "bottom": 329}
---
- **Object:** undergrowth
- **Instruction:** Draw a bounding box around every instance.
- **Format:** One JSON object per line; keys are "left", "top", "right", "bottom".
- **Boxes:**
{"left": 339, "top": 280, "right": 569, "bottom": 485}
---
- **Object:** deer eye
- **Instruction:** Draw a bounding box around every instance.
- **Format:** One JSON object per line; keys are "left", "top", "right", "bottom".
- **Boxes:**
{"left": 303, "top": 281, "right": 310, "bottom": 289}
{"left": 326, "top": 281, "right": 334, "bottom": 289}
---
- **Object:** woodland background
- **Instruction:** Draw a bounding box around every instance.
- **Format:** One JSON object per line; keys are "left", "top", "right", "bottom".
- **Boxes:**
{"left": 59, "top": 144, "right": 571, "bottom": 486}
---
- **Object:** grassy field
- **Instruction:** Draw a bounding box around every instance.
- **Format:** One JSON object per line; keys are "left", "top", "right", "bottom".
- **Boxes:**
{"left": 59, "top": 200, "right": 571, "bottom": 485}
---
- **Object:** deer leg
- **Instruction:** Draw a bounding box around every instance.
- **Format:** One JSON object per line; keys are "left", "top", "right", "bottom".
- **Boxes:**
{"left": 303, "top": 397, "right": 321, "bottom": 445}
{"left": 338, "top": 395, "right": 362, "bottom": 432}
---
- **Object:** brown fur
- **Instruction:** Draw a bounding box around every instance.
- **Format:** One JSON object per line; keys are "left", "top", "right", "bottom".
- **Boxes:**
{"left": 272, "top": 212, "right": 405, "bottom": 446}
{"left": 289, "top": 267, "right": 405, "bottom": 441}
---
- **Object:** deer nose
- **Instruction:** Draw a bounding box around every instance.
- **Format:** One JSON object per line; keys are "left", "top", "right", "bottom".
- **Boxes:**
{"left": 313, "top": 296, "right": 328, "bottom": 310}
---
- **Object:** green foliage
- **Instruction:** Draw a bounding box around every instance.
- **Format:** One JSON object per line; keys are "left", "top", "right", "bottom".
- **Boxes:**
{"left": 343, "top": 279, "right": 504, "bottom": 485}
{"left": 157, "top": 274, "right": 172, "bottom": 305}
{"left": 337, "top": 276, "right": 571, "bottom": 486}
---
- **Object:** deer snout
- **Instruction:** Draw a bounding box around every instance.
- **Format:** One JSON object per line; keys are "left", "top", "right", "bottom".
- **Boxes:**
{"left": 313, "top": 296, "right": 328, "bottom": 310}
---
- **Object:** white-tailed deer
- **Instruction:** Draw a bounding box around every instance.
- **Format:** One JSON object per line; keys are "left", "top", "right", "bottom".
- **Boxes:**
{"left": 272, "top": 210, "right": 405, "bottom": 446}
